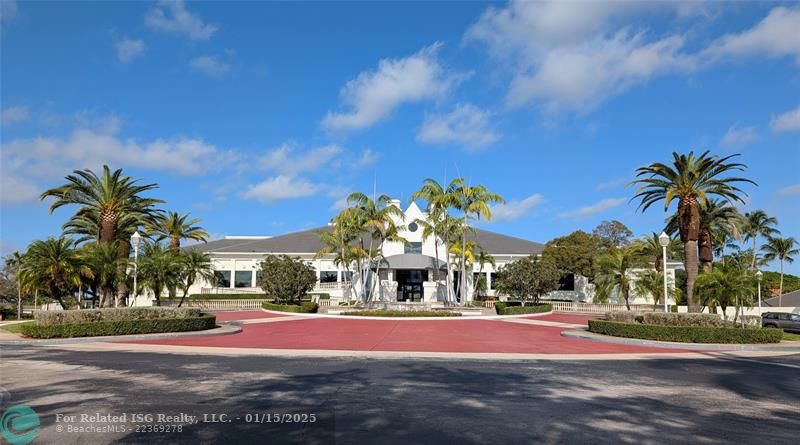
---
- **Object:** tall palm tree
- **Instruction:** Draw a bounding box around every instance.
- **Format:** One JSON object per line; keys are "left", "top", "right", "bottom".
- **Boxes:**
{"left": 761, "top": 236, "right": 799, "bottom": 298}
{"left": 177, "top": 250, "right": 217, "bottom": 307}
{"left": 137, "top": 242, "right": 182, "bottom": 306}
{"left": 5, "top": 252, "right": 25, "bottom": 319}
{"left": 665, "top": 199, "right": 742, "bottom": 272}
{"left": 594, "top": 245, "right": 644, "bottom": 310}
{"left": 631, "top": 151, "right": 755, "bottom": 312}
{"left": 148, "top": 211, "right": 209, "bottom": 251}
{"left": 742, "top": 210, "right": 780, "bottom": 269}
{"left": 473, "top": 249, "right": 495, "bottom": 299}
{"left": 82, "top": 242, "right": 128, "bottom": 307}
{"left": 18, "top": 237, "right": 92, "bottom": 310}
{"left": 447, "top": 178, "right": 504, "bottom": 305}
{"left": 631, "top": 233, "right": 682, "bottom": 272}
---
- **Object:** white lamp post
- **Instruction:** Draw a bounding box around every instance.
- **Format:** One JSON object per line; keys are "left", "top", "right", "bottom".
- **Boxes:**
{"left": 658, "top": 232, "right": 670, "bottom": 313}
{"left": 131, "top": 231, "right": 142, "bottom": 307}
{"left": 756, "top": 270, "right": 763, "bottom": 315}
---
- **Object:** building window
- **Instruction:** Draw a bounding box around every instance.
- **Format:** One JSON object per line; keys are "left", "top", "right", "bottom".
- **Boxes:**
{"left": 215, "top": 271, "right": 231, "bottom": 288}
{"left": 319, "top": 271, "right": 338, "bottom": 283}
{"left": 490, "top": 273, "right": 497, "bottom": 290}
{"left": 341, "top": 271, "right": 354, "bottom": 283}
{"left": 235, "top": 271, "right": 252, "bottom": 288}
{"left": 405, "top": 242, "right": 422, "bottom": 254}
{"left": 408, "top": 222, "right": 418, "bottom": 232}
{"left": 558, "top": 274, "right": 575, "bottom": 291}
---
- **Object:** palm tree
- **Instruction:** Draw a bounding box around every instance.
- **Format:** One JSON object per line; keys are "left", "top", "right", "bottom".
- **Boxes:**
{"left": 447, "top": 178, "right": 504, "bottom": 305}
{"left": 473, "top": 249, "right": 495, "bottom": 299}
{"left": 742, "top": 210, "right": 780, "bottom": 269}
{"left": 633, "top": 269, "right": 678, "bottom": 309}
{"left": 665, "top": 199, "right": 742, "bottom": 272}
{"left": 18, "top": 237, "right": 92, "bottom": 310}
{"left": 177, "top": 250, "right": 216, "bottom": 307}
{"left": 631, "top": 151, "right": 755, "bottom": 312}
{"left": 594, "top": 245, "right": 644, "bottom": 310}
{"left": 83, "top": 242, "right": 128, "bottom": 307}
{"left": 631, "top": 233, "right": 682, "bottom": 272}
{"left": 410, "top": 178, "right": 455, "bottom": 302}
{"left": 5, "top": 252, "right": 25, "bottom": 319}
{"left": 694, "top": 263, "right": 755, "bottom": 321}
{"left": 761, "top": 236, "right": 799, "bottom": 298}
{"left": 148, "top": 211, "right": 209, "bottom": 251}
{"left": 137, "top": 242, "right": 182, "bottom": 306}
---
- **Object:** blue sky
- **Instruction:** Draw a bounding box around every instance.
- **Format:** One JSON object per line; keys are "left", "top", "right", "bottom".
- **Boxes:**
{"left": 1, "top": 1, "right": 799, "bottom": 273}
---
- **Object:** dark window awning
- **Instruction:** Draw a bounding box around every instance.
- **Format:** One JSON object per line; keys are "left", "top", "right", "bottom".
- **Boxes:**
{"left": 374, "top": 254, "right": 448, "bottom": 270}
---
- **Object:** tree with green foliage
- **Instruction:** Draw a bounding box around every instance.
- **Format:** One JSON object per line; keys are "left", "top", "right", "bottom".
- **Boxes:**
{"left": 473, "top": 249, "right": 495, "bottom": 299}
{"left": 148, "top": 210, "right": 209, "bottom": 251}
{"left": 633, "top": 269, "right": 679, "bottom": 309}
{"left": 631, "top": 233, "right": 682, "bottom": 272}
{"left": 695, "top": 262, "right": 755, "bottom": 321}
{"left": 494, "top": 256, "right": 560, "bottom": 306}
{"left": 19, "top": 237, "right": 91, "bottom": 310}
{"left": 177, "top": 250, "right": 217, "bottom": 307}
{"left": 665, "top": 199, "right": 742, "bottom": 272}
{"left": 258, "top": 255, "right": 317, "bottom": 305}
{"left": 83, "top": 241, "right": 128, "bottom": 307}
{"left": 742, "top": 210, "right": 779, "bottom": 269}
{"left": 541, "top": 230, "right": 602, "bottom": 279}
{"left": 137, "top": 242, "right": 182, "bottom": 306}
{"left": 761, "top": 236, "right": 799, "bottom": 297}
{"left": 594, "top": 245, "right": 645, "bottom": 310}
{"left": 631, "top": 151, "right": 755, "bottom": 312}
{"left": 593, "top": 220, "right": 633, "bottom": 249}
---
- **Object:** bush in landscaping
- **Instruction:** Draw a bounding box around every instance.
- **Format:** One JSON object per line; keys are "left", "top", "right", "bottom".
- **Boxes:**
{"left": 605, "top": 311, "right": 644, "bottom": 324}
{"left": 34, "top": 307, "right": 202, "bottom": 326}
{"left": 308, "top": 293, "right": 330, "bottom": 300}
{"left": 261, "top": 301, "right": 318, "bottom": 313}
{"left": 341, "top": 310, "right": 461, "bottom": 317}
{"left": 188, "top": 294, "right": 270, "bottom": 300}
{"left": 641, "top": 312, "right": 732, "bottom": 328}
{"left": 588, "top": 319, "right": 782, "bottom": 344}
{"left": 21, "top": 315, "right": 216, "bottom": 339}
{"left": 495, "top": 302, "right": 552, "bottom": 315}
{"left": 257, "top": 255, "right": 317, "bottom": 304}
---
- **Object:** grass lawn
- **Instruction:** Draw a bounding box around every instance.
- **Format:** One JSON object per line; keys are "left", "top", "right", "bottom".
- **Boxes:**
{"left": 783, "top": 332, "right": 800, "bottom": 341}
{"left": 0, "top": 321, "right": 33, "bottom": 334}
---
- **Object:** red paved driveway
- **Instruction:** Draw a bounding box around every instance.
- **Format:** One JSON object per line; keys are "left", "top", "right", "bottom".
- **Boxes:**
{"left": 529, "top": 313, "right": 601, "bottom": 325}
{"left": 133, "top": 313, "right": 686, "bottom": 354}
{"left": 212, "top": 311, "right": 285, "bottom": 322}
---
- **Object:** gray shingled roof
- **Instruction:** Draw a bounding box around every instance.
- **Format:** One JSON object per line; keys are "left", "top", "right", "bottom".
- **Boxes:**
{"left": 189, "top": 226, "right": 544, "bottom": 256}
{"left": 378, "top": 254, "right": 448, "bottom": 270}
{"left": 763, "top": 289, "right": 800, "bottom": 307}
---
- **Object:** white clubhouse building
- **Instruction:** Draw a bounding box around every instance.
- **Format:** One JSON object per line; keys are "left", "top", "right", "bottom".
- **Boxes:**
{"left": 185, "top": 199, "right": 676, "bottom": 305}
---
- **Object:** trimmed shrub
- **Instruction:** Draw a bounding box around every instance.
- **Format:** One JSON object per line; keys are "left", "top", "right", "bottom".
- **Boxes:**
{"left": 308, "top": 293, "right": 331, "bottom": 300}
{"left": 189, "top": 294, "right": 269, "bottom": 300}
{"left": 605, "top": 312, "right": 644, "bottom": 324}
{"left": 34, "top": 307, "right": 202, "bottom": 326}
{"left": 341, "top": 310, "right": 461, "bottom": 317}
{"left": 641, "top": 312, "right": 732, "bottom": 328}
{"left": 261, "top": 301, "right": 318, "bottom": 313}
{"left": 21, "top": 314, "right": 216, "bottom": 339}
{"left": 588, "top": 320, "right": 783, "bottom": 344}
{"left": 495, "top": 303, "right": 552, "bottom": 315}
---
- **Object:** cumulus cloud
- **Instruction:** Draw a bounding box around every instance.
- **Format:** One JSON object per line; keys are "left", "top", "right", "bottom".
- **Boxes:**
{"left": 189, "top": 55, "right": 231, "bottom": 77}
{"left": 1, "top": 106, "right": 29, "bottom": 126}
{"left": 145, "top": 0, "right": 217, "bottom": 41}
{"left": 490, "top": 194, "right": 544, "bottom": 222}
{"left": 704, "top": 7, "right": 800, "bottom": 63}
{"left": 417, "top": 103, "right": 500, "bottom": 150}
{"left": 558, "top": 197, "right": 627, "bottom": 219}
{"left": 116, "top": 38, "right": 145, "bottom": 63}
{"left": 241, "top": 175, "right": 321, "bottom": 203}
{"left": 354, "top": 149, "right": 379, "bottom": 168}
{"left": 777, "top": 184, "right": 800, "bottom": 197}
{"left": 719, "top": 124, "right": 758, "bottom": 149}
{"left": 322, "top": 43, "right": 459, "bottom": 131}
{"left": 257, "top": 143, "right": 342, "bottom": 174}
{"left": 770, "top": 105, "right": 800, "bottom": 133}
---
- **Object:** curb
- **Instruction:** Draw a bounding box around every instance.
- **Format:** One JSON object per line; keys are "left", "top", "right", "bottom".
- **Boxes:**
{"left": 261, "top": 308, "right": 556, "bottom": 321}
{"left": 0, "top": 324, "right": 242, "bottom": 346}
{"left": 561, "top": 329, "right": 800, "bottom": 352}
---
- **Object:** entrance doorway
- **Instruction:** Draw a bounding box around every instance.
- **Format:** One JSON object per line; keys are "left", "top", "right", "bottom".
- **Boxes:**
{"left": 396, "top": 269, "right": 428, "bottom": 302}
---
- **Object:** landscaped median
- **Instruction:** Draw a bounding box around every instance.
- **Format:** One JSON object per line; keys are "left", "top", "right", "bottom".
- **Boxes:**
{"left": 588, "top": 312, "right": 783, "bottom": 344}
{"left": 261, "top": 301, "right": 318, "bottom": 313}
{"left": 494, "top": 302, "right": 552, "bottom": 315}
{"left": 18, "top": 307, "right": 216, "bottom": 339}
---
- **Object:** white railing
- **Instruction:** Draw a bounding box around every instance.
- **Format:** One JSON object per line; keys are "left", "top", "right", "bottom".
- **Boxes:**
{"left": 482, "top": 300, "right": 495, "bottom": 308}
{"left": 549, "top": 302, "right": 665, "bottom": 313}
{"left": 181, "top": 299, "right": 268, "bottom": 310}
{"left": 201, "top": 287, "right": 262, "bottom": 294}
{"left": 314, "top": 282, "right": 353, "bottom": 290}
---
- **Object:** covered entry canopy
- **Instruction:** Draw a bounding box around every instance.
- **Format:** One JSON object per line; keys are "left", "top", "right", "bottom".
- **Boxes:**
{"left": 375, "top": 254, "right": 448, "bottom": 270}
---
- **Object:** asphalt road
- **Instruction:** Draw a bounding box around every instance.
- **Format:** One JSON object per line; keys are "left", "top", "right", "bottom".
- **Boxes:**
{"left": 1, "top": 347, "right": 799, "bottom": 445}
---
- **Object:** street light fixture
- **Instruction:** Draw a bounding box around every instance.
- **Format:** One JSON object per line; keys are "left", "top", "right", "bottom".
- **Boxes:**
{"left": 756, "top": 270, "right": 763, "bottom": 315}
{"left": 131, "top": 231, "right": 142, "bottom": 307}
{"left": 658, "top": 232, "right": 670, "bottom": 313}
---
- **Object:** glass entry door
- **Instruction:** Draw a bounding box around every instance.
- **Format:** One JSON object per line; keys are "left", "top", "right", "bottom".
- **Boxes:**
{"left": 396, "top": 269, "right": 428, "bottom": 302}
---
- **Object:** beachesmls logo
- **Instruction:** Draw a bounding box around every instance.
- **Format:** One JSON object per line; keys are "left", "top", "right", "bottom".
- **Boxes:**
{"left": 0, "top": 405, "right": 40, "bottom": 445}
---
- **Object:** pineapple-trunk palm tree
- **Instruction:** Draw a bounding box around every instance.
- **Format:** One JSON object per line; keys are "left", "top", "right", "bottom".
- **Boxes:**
{"left": 743, "top": 210, "right": 780, "bottom": 270}
{"left": 761, "top": 236, "right": 799, "bottom": 299}
{"left": 18, "top": 237, "right": 92, "bottom": 310}
{"left": 665, "top": 199, "right": 742, "bottom": 272}
{"left": 631, "top": 151, "right": 755, "bottom": 312}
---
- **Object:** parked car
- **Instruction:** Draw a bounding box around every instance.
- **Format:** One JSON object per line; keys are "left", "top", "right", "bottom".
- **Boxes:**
{"left": 762, "top": 312, "right": 800, "bottom": 333}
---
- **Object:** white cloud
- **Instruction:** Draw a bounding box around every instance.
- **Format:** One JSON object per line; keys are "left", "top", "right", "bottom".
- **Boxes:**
{"left": 777, "top": 184, "right": 800, "bottom": 197}
{"left": 558, "top": 197, "right": 627, "bottom": 219}
{"left": 115, "top": 38, "right": 145, "bottom": 63}
{"left": 257, "top": 143, "right": 342, "bottom": 174}
{"left": 719, "top": 124, "right": 758, "bottom": 149}
{"left": 354, "top": 148, "right": 379, "bottom": 168}
{"left": 189, "top": 55, "right": 231, "bottom": 77}
{"left": 145, "top": 0, "right": 217, "bottom": 41}
{"left": 1, "top": 121, "right": 230, "bottom": 205}
{"left": 770, "top": 105, "right": 800, "bottom": 133}
{"left": 490, "top": 194, "right": 544, "bottom": 222}
{"left": 417, "top": 103, "right": 500, "bottom": 150}
{"left": 322, "top": 43, "right": 458, "bottom": 131}
{"left": 1, "top": 106, "right": 29, "bottom": 125}
{"left": 1, "top": 0, "right": 17, "bottom": 23}
{"left": 595, "top": 177, "right": 627, "bottom": 191}
{"left": 241, "top": 176, "right": 321, "bottom": 204}
{"left": 0, "top": 175, "right": 39, "bottom": 205}
{"left": 704, "top": 7, "right": 800, "bottom": 63}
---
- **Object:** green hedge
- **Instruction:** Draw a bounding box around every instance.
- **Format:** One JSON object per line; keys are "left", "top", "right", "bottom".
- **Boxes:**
{"left": 189, "top": 294, "right": 269, "bottom": 300}
{"left": 588, "top": 319, "right": 783, "bottom": 344}
{"left": 495, "top": 302, "right": 552, "bottom": 315}
{"left": 35, "top": 307, "right": 202, "bottom": 326}
{"left": 20, "top": 314, "right": 216, "bottom": 339}
{"left": 261, "top": 302, "right": 318, "bottom": 313}
{"left": 341, "top": 310, "right": 462, "bottom": 317}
